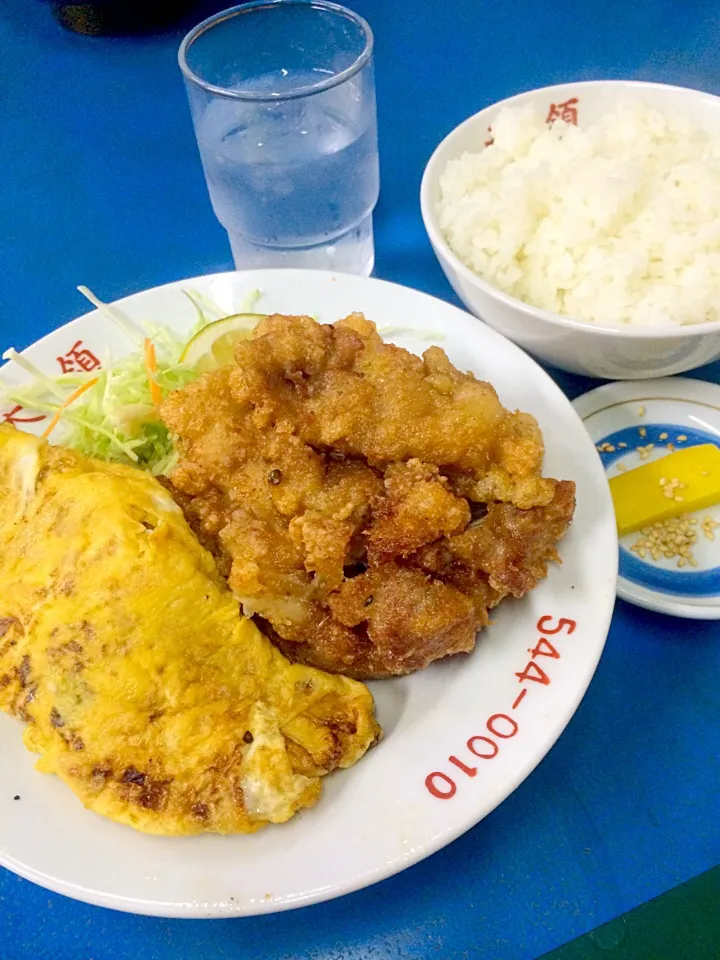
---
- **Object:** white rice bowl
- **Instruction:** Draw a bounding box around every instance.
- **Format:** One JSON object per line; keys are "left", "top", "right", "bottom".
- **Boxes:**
{"left": 437, "top": 100, "right": 720, "bottom": 329}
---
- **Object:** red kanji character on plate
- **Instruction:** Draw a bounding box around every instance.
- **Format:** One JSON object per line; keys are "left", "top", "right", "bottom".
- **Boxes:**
{"left": 56, "top": 340, "right": 101, "bottom": 374}
{"left": 1, "top": 404, "right": 46, "bottom": 425}
{"left": 546, "top": 97, "right": 579, "bottom": 125}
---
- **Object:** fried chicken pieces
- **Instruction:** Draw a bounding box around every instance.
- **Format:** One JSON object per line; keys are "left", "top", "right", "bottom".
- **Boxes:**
{"left": 161, "top": 313, "right": 575, "bottom": 679}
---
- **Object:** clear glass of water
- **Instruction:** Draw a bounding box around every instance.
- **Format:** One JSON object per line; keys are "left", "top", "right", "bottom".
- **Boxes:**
{"left": 179, "top": 0, "right": 380, "bottom": 275}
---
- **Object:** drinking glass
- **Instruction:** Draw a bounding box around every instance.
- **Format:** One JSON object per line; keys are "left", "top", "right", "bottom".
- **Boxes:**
{"left": 179, "top": 0, "right": 380, "bottom": 274}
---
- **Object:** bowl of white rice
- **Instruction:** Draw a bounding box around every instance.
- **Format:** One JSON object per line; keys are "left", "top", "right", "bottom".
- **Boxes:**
{"left": 420, "top": 81, "right": 720, "bottom": 378}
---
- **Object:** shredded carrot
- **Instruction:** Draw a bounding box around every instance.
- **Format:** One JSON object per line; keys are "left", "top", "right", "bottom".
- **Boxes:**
{"left": 41, "top": 377, "right": 99, "bottom": 439}
{"left": 144, "top": 338, "right": 163, "bottom": 407}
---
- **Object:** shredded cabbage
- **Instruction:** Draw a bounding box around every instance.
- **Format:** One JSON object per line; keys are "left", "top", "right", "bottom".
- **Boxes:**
{"left": 0, "top": 286, "right": 260, "bottom": 475}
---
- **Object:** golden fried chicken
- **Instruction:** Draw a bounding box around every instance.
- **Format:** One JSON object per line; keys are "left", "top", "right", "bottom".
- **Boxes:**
{"left": 230, "top": 313, "right": 556, "bottom": 509}
{"left": 0, "top": 425, "right": 379, "bottom": 835}
{"left": 161, "top": 314, "right": 575, "bottom": 679}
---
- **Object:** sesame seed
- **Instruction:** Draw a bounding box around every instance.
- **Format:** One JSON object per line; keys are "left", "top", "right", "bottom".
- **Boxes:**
{"left": 638, "top": 406, "right": 646, "bottom": 416}
{"left": 661, "top": 478, "right": 686, "bottom": 500}
{"left": 702, "top": 515, "right": 719, "bottom": 541}
{"left": 677, "top": 435, "right": 687, "bottom": 442}
{"left": 658, "top": 432, "right": 668, "bottom": 440}
{"left": 616, "top": 463, "right": 627, "bottom": 472}
{"left": 618, "top": 442, "right": 628, "bottom": 449}
{"left": 630, "top": 514, "right": 702, "bottom": 568}
{"left": 701, "top": 470, "right": 710, "bottom": 476}
{"left": 639, "top": 427, "right": 647, "bottom": 437}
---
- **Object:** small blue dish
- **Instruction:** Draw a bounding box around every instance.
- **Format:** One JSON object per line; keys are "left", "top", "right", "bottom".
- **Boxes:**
{"left": 573, "top": 378, "right": 720, "bottom": 619}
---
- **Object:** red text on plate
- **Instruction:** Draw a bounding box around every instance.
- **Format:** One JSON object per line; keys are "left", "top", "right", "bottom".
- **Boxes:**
{"left": 546, "top": 98, "right": 579, "bottom": 125}
{"left": 424, "top": 614, "right": 577, "bottom": 799}
{"left": 57, "top": 340, "right": 101, "bottom": 374}
{"left": 1, "top": 404, "right": 46, "bottom": 425}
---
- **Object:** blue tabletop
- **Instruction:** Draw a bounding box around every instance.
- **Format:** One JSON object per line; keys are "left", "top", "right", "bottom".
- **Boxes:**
{"left": 2, "top": 2, "right": 719, "bottom": 958}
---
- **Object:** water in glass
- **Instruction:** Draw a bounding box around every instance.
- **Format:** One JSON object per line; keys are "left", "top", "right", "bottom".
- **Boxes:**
{"left": 196, "top": 70, "right": 379, "bottom": 273}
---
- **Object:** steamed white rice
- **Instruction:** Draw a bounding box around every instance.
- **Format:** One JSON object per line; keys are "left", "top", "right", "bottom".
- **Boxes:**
{"left": 437, "top": 101, "right": 720, "bottom": 327}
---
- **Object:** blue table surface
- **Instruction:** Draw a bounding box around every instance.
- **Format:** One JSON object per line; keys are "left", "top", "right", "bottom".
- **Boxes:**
{"left": 2, "top": 1, "right": 719, "bottom": 957}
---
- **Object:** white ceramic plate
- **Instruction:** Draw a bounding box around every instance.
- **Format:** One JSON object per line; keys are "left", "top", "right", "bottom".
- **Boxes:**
{"left": 573, "top": 378, "right": 720, "bottom": 619}
{"left": 0, "top": 270, "right": 617, "bottom": 917}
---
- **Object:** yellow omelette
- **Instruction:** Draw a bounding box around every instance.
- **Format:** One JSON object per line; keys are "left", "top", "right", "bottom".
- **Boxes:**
{"left": 0, "top": 425, "right": 380, "bottom": 835}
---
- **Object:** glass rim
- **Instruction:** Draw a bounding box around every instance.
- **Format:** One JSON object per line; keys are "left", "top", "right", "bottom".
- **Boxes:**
{"left": 178, "top": 0, "right": 374, "bottom": 102}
